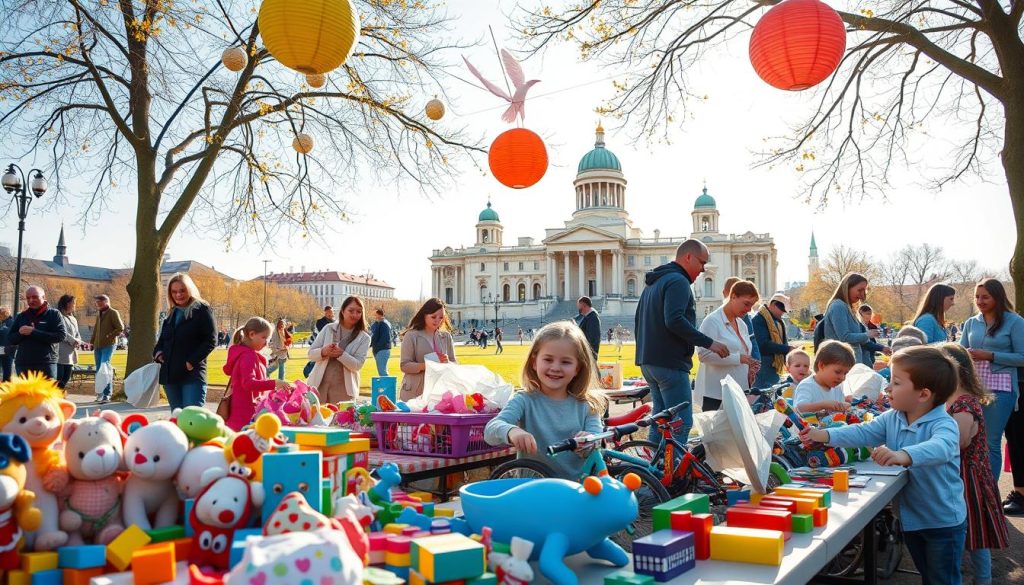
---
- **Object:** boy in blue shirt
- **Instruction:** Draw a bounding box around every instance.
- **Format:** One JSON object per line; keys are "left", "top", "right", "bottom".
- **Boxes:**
{"left": 802, "top": 345, "right": 966, "bottom": 585}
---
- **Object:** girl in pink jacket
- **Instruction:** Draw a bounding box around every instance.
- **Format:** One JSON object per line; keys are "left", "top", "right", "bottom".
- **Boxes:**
{"left": 223, "top": 317, "right": 292, "bottom": 431}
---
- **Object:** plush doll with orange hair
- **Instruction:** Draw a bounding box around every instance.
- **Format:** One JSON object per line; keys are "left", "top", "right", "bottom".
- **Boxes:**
{"left": 0, "top": 432, "right": 42, "bottom": 576}
{"left": 0, "top": 374, "right": 74, "bottom": 550}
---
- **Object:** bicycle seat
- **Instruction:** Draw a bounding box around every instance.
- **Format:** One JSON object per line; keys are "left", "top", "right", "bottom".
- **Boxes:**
{"left": 604, "top": 403, "right": 651, "bottom": 427}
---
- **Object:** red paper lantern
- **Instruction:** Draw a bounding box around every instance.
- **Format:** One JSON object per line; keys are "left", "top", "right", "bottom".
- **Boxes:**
{"left": 749, "top": 0, "right": 846, "bottom": 91}
{"left": 488, "top": 128, "right": 548, "bottom": 189}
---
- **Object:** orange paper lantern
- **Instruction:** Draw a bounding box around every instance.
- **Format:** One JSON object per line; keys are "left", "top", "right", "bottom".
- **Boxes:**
{"left": 488, "top": 128, "right": 547, "bottom": 189}
{"left": 425, "top": 98, "right": 445, "bottom": 121}
{"left": 749, "top": 0, "right": 846, "bottom": 90}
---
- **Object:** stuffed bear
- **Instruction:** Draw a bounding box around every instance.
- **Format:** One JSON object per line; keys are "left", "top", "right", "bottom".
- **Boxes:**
{"left": 175, "top": 444, "right": 227, "bottom": 501}
{"left": 189, "top": 465, "right": 264, "bottom": 573}
{"left": 0, "top": 433, "right": 43, "bottom": 576}
{"left": 0, "top": 373, "right": 74, "bottom": 550}
{"left": 122, "top": 420, "right": 189, "bottom": 530}
{"left": 58, "top": 410, "right": 126, "bottom": 545}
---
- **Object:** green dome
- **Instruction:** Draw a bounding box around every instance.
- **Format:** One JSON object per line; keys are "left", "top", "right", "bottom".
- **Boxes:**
{"left": 577, "top": 124, "right": 622, "bottom": 173}
{"left": 694, "top": 187, "right": 716, "bottom": 209}
{"left": 478, "top": 201, "right": 500, "bottom": 222}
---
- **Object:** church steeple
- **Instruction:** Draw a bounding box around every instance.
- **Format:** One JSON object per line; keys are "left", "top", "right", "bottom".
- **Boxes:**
{"left": 809, "top": 231, "right": 818, "bottom": 258}
{"left": 53, "top": 224, "right": 68, "bottom": 266}
{"left": 808, "top": 230, "right": 819, "bottom": 279}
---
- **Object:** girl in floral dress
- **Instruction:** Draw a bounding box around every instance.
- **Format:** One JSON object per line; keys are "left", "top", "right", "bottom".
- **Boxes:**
{"left": 941, "top": 343, "right": 1009, "bottom": 585}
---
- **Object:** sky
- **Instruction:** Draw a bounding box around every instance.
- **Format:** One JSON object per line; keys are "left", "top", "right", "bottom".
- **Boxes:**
{"left": 3, "top": 0, "right": 1014, "bottom": 298}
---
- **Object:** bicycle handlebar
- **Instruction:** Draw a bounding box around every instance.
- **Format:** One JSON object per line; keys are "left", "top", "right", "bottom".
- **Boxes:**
{"left": 637, "top": 401, "right": 690, "bottom": 428}
{"left": 547, "top": 422, "right": 641, "bottom": 456}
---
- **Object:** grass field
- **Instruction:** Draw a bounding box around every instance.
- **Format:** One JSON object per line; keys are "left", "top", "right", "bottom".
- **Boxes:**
{"left": 77, "top": 342, "right": 646, "bottom": 390}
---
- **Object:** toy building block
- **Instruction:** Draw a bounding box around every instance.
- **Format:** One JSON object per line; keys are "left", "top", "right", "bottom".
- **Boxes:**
{"left": 105, "top": 524, "right": 153, "bottom": 571}
{"left": 775, "top": 485, "right": 832, "bottom": 507}
{"left": 688, "top": 513, "right": 713, "bottom": 561}
{"left": 170, "top": 538, "right": 191, "bottom": 562}
{"left": 652, "top": 493, "right": 710, "bottom": 531}
{"left": 605, "top": 570, "right": 656, "bottom": 585}
{"left": 401, "top": 526, "right": 421, "bottom": 537}
{"left": 386, "top": 536, "right": 412, "bottom": 555}
{"left": 144, "top": 524, "right": 185, "bottom": 543}
{"left": 28, "top": 569, "right": 61, "bottom": 585}
{"left": 22, "top": 552, "right": 59, "bottom": 573}
{"left": 281, "top": 426, "right": 351, "bottom": 446}
{"left": 813, "top": 507, "right": 829, "bottom": 527}
{"left": 382, "top": 565, "right": 409, "bottom": 580}
{"left": 131, "top": 542, "right": 176, "bottom": 585}
{"left": 430, "top": 519, "right": 451, "bottom": 534}
{"left": 8, "top": 570, "right": 28, "bottom": 585}
{"left": 467, "top": 572, "right": 497, "bottom": 585}
{"left": 633, "top": 530, "right": 695, "bottom": 582}
{"left": 57, "top": 546, "right": 107, "bottom": 570}
{"left": 301, "top": 437, "right": 370, "bottom": 456}
{"left": 183, "top": 499, "right": 194, "bottom": 537}
{"left": 261, "top": 450, "right": 323, "bottom": 523}
{"left": 725, "top": 507, "right": 792, "bottom": 537}
{"left": 832, "top": 469, "right": 849, "bottom": 492}
{"left": 230, "top": 539, "right": 248, "bottom": 568}
{"left": 322, "top": 482, "right": 333, "bottom": 517}
{"left": 709, "top": 526, "right": 784, "bottom": 566}
{"left": 384, "top": 552, "right": 410, "bottom": 567}
{"left": 669, "top": 511, "right": 692, "bottom": 532}
{"left": 791, "top": 514, "right": 814, "bottom": 533}
{"left": 726, "top": 489, "right": 751, "bottom": 506}
{"left": 383, "top": 523, "right": 409, "bottom": 535}
{"left": 761, "top": 495, "right": 817, "bottom": 515}
{"left": 410, "top": 533, "right": 486, "bottom": 583}
{"left": 754, "top": 497, "right": 797, "bottom": 513}
{"left": 63, "top": 568, "right": 103, "bottom": 585}
{"left": 433, "top": 507, "right": 454, "bottom": 518}
{"left": 408, "top": 491, "right": 433, "bottom": 503}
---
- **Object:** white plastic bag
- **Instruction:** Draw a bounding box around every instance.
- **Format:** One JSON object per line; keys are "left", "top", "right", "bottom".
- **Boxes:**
{"left": 411, "top": 361, "right": 514, "bottom": 410}
{"left": 841, "top": 363, "right": 886, "bottom": 400}
{"left": 94, "top": 362, "right": 113, "bottom": 397}
{"left": 123, "top": 363, "right": 161, "bottom": 408}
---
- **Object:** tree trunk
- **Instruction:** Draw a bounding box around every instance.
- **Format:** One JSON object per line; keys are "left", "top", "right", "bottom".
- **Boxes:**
{"left": 125, "top": 155, "right": 167, "bottom": 376}
{"left": 1005, "top": 102, "right": 1024, "bottom": 315}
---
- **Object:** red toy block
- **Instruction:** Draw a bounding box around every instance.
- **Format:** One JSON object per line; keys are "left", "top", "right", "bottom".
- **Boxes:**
{"left": 813, "top": 507, "right": 828, "bottom": 527}
{"left": 385, "top": 536, "right": 412, "bottom": 554}
{"left": 726, "top": 507, "right": 792, "bottom": 538}
{"left": 688, "top": 513, "right": 713, "bottom": 560}
{"left": 670, "top": 511, "right": 692, "bottom": 532}
{"left": 63, "top": 567, "right": 104, "bottom": 585}
{"left": 758, "top": 497, "right": 798, "bottom": 513}
{"left": 131, "top": 542, "right": 176, "bottom": 585}
{"left": 172, "top": 537, "right": 192, "bottom": 561}
{"left": 763, "top": 495, "right": 818, "bottom": 514}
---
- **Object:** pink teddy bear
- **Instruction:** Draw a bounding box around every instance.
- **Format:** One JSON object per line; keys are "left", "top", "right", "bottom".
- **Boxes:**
{"left": 57, "top": 411, "right": 126, "bottom": 545}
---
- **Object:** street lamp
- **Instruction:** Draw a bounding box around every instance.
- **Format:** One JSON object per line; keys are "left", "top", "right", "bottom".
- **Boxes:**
{"left": 2, "top": 164, "right": 47, "bottom": 312}
{"left": 262, "top": 259, "right": 271, "bottom": 318}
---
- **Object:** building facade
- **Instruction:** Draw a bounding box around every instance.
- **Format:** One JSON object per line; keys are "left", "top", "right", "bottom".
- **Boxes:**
{"left": 262, "top": 271, "right": 395, "bottom": 309}
{"left": 429, "top": 125, "right": 779, "bottom": 327}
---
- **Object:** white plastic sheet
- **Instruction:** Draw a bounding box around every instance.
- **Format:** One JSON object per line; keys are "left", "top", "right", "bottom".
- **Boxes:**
{"left": 410, "top": 361, "right": 514, "bottom": 411}
{"left": 94, "top": 362, "right": 114, "bottom": 397}
{"left": 225, "top": 528, "right": 362, "bottom": 585}
{"left": 123, "top": 363, "right": 161, "bottom": 408}
{"left": 841, "top": 363, "right": 886, "bottom": 400}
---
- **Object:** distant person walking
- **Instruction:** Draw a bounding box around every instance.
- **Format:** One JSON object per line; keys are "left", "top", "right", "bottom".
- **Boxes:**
{"left": 90, "top": 294, "right": 124, "bottom": 400}
{"left": 0, "top": 307, "right": 13, "bottom": 382}
{"left": 913, "top": 283, "right": 956, "bottom": 344}
{"left": 635, "top": 240, "right": 729, "bottom": 443}
{"left": 399, "top": 298, "right": 456, "bottom": 401}
{"left": 518, "top": 327, "right": 525, "bottom": 345}
{"left": 575, "top": 296, "right": 601, "bottom": 359}
{"left": 494, "top": 327, "right": 504, "bottom": 354}
{"left": 265, "top": 318, "right": 291, "bottom": 381}
{"left": 822, "top": 273, "right": 888, "bottom": 367}
{"left": 7, "top": 286, "right": 65, "bottom": 380}
{"left": 153, "top": 273, "right": 217, "bottom": 410}
{"left": 56, "top": 294, "right": 83, "bottom": 390}
{"left": 369, "top": 308, "right": 393, "bottom": 376}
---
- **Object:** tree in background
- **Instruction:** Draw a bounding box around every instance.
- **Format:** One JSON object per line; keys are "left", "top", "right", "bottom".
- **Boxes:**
{"left": 1, "top": 0, "right": 480, "bottom": 374}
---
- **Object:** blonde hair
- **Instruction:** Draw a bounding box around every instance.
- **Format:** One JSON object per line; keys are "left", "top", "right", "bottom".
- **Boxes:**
{"left": 520, "top": 321, "right": 607, "bottom": 415}
{"left": 785, "top": 348, "right": 810, "bottom": 366}
{"left": 232, "top": 317, "right": 272, "bottom": 347}
{"left": 814, "top": 340, "right": 857, "bottom": 370}
{"left": 729, "top": 280, "right": 759, "bottom": 300}
{"left": 827, "top": 273, "right": 868, "bottom": 315}
{"left": 166, "top": 273, "right": 207, "bottom": 319}
{"left": 939, "top": 343, "right": 994, "bottom": 405}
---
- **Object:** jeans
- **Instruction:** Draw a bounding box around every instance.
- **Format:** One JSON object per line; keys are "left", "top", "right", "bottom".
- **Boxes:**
{"left": 969, "top": 548, "right": 992, "bottom": 584}
{"left": 495, "top": 340, "right": 503, "bottom": 354}
{"left": 56, "top": 364, "right": 73, "bottom": 389}
{"left": 903, "top": 521, "right": 966, "bottom": 585}
{"left": 163, "top": 381, "right": 207, "bottom": 411}
{"left": 15, "top": 362, "right": 57, "bottom": 380}
{"left": 640, "top": 364, "right": 692, "bottom": 444}
{"left": 981, "top": 389, "right": 1017, "bottom": 482}
{"left": 0, "top": 354, "right": 11, "bottom": 382}
{"left": 373, "top": 349, "right": 390, "bottom": 377}
{"left": 266, "top": 359, "right": 286, "bottom": 381}
{"left": 94, "top": 345, "right": 115, "bottom": 398}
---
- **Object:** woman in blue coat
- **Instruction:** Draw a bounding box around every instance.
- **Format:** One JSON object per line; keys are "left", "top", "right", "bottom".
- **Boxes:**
{"left": 822, "top": 273, "right": 891, "bottom": 367}
{"left": 912, "top": 283, "right": 956, "bottom": 343}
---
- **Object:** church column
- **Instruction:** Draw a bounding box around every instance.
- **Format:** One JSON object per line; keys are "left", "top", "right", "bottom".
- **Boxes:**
{"left": 577, "top": 251, "right": 586, "bottom": 299}
{"left": 563, "top": 253, "right": 571, "bottom": 299}
{"left": 759, "top": 254, "right": 767, "bottom": 295}
{"left": 595, "top": 250, "right": 604, "bottom": 298}
{"left": 612, "top": 252, "right": 621, "bottom": 295}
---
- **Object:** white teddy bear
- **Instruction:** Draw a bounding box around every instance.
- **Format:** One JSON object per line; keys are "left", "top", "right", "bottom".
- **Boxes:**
{"left": 122, "top": 420, "right": 189, "bottom": 530}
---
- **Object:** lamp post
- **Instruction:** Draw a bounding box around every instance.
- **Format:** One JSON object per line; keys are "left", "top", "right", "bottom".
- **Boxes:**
{"left": 2, "top": 164, "right": 47, "bottom": 313}
{"left": 484, "top": 293, "right": 501, "bottom": 331}
{"left": 262, "top": 259, "right": 270, "bottom": 318}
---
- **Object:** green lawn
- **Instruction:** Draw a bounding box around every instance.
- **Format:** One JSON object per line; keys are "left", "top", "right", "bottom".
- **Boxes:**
{"left": 79, "top": 342, "right": 645, "bottom": 390}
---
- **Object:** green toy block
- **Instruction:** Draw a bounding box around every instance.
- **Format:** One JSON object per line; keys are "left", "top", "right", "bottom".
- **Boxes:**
{"left": 652, "top": 493, "right": 710, "bottom": 531}
{"left": 467, "top": 572, "right": 497, "bottom": 584}
{"left": 145, "top": 525, "right": 185, "bottom": 543}
{"left": 410, "top": 533, "right": 485, "bottom": 583}
{"left": 322, "top": 480, "right": 333, "bottom": 516}
{"left": 791, "top": 514, "right": 814, "bottom": 533}
{"left": 605, "top": 570, "right": 656, "bottom": 585}
{"left": 421, "top": 502, "right": 434, "bottom": 517}
{"left": 491, "top": 541, "right": 510, "bottom": 555}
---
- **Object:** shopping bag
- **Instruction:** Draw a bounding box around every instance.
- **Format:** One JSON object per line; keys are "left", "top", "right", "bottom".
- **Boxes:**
{"left": 840, "top": 363, "right": 886, "bottom": 400}
{"left": 94, "top": 362, "right": 113, "bottom": 396}
{"left": 414, "top": 361, "right": 513, "bottom": 410}
{"left": 123, "top": 362, "right": 161, "bottom": 408}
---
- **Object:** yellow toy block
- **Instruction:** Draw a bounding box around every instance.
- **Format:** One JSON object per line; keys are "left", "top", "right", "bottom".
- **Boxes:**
{"left": 383, "top": 523, "right": 409, "bottom": 535}
{"left": 763, "top": 495, "right": 818, "bottom": 514}
{"left": 106, "top": 524, "right": 153, "bottom": 571}
{"left": 749, "top": 492, "right": 765, "bottom": 504}
{"left": 833, "top": 470, "right": 849, "bottom": 492}
{"left": 8, "top": 570, "right": 28, "bottom": 585}
{"left": 132, "top": 542, "right": 176, "bottom": 585}
{"left": 432, "top": 507, "right": 455, "bottom": 518}
{"left": 771, "top": 488, "right": 826, "bottom": 508}
{"left": 21, "top": 551, "right": 58, "bottom": 573}
{"left": 383, "top": 551, "right": 410, "bottom": 567}
{"left": 408, "top": 569, "right": 427, "bottom": 585}
{"left": 408, "top": 491, "right": 433, "bottom": 503}
{"left": 63, "top": 567, "right": 104, "bottom": 585}
{"left": 709, "top": 526, "right": 784, "bottom": 566}
{"left": 299, "top": 438, "right": 370, "bottom": 455}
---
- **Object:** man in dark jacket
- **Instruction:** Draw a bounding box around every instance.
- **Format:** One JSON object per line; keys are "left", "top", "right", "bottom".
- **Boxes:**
{"left": 752, "top": 293, "right": 792, "bottom": 388}
{"left": 0, "top": 306, "right": 13, "bottom": 382}
{"left": 369, "top": 308, "right": 393, "bottom": 376}
{"left": 6, "top": 286, "right": 65, "bottom": 379}
{"left": 635, "top": 240, "right": 728, "bottom": 442}
{"left": 314, "top": 306, "right": 334, "bottom": 336}
{"left": 575, "top": 296, "right": 601, "bottom": 359}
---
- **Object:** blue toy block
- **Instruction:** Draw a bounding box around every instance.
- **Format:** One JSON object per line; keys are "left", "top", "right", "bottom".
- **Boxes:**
{"left": 57, "top": 545, "right": 106, "bottom": 569}
{"left": 280, "top": 427, "right": 350, "bottom": 446}
{"left": 633, "top": 530, "right": 695, "bottom": 582}
{"left": 383, "top": 565, "right": 409, "bottom": 580}
{"left": 232, "top": 528, "right": 261, "bottom": 543}
{"left": 230, "top": 528, "right": 263, "bottom": 567}
{"left": 371, "top": 377, "right": 397, "bottom": 405}
{"left": 29, "top": 569, "right": 62, "bottom": 585}
{"left": 261, "top": 450, "right": 323, "bottom": 524}
{"left": 421, "top": 502, "right": 434, "bottom": 517}
{"left": 726, "top": 489, "right": 751, "bottom": 506}
{"left": 183, "top": 499, "right": 194, "bottom": 537}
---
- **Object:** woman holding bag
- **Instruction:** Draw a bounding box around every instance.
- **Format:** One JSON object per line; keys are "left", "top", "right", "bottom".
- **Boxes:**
{"left": 306, "top": 296, "right": 370, "bottom": 404}
{"left": 400, "top": 298, "right": 457, "bottom": 401}
{"left": 265, "top": 318, "right": 291, "bottom": 381}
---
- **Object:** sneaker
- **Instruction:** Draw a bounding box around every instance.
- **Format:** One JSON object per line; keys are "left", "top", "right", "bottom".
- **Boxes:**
{"left": 98, "top": 396, "right": 111, "bottom": 404}
{"left": 1004, "top": 491, "right": 1024, "bottom": 516}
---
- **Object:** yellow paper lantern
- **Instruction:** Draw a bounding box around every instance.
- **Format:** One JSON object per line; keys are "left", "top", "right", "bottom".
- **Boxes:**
{"left": 221, "top": 47, "right": 248, "bottom": 72}
{"left": 258, "top": 0, "right": 360, "bottom": 75}
{"left": 425, "top": 98, "right": 445, "bottom": 121}
{"left": 293, "top": 133, "right": 314, "bottom": 154}
{"left": 306, "top": 73, "right": 326, "bottom": 88}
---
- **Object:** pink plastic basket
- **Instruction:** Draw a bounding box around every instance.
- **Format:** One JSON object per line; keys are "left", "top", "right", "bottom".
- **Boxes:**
{"left": 370, "top": 412, "right": 500, "bottom": 458}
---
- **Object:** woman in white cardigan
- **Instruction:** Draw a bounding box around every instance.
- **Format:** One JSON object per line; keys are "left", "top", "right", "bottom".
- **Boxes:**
{"left": 306, "top": 296, "right": 371, "bottom": 403}
{"left": 695, "top": 281, "right": 761, "bottom": 411}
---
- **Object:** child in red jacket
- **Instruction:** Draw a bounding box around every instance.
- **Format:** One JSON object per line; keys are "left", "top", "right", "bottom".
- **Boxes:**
{"left": 223, "top": 317, "right": 292, "bottom": 431}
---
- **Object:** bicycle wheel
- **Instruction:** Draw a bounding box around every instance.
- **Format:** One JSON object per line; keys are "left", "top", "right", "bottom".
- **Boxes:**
{"left": 614, "top": 439, "right": 660, "bottom": 462}
{"left": 488, "top": 458, "right": 557, "bottom": 480}
{"left": 876, "top": 510, "right": 903, "bottom": 579}
{"left": 606, "top": 464, "right": 671, "bottom": 553}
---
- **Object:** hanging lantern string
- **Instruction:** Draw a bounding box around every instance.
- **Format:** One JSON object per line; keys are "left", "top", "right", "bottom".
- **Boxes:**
{"left": 446, "top": 71, "right": 623, "bottom": 118}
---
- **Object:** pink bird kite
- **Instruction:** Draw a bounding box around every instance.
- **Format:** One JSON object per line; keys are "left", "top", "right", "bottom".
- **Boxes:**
{"left": 463, "top": 49, "right": 540, "bottom": 124}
